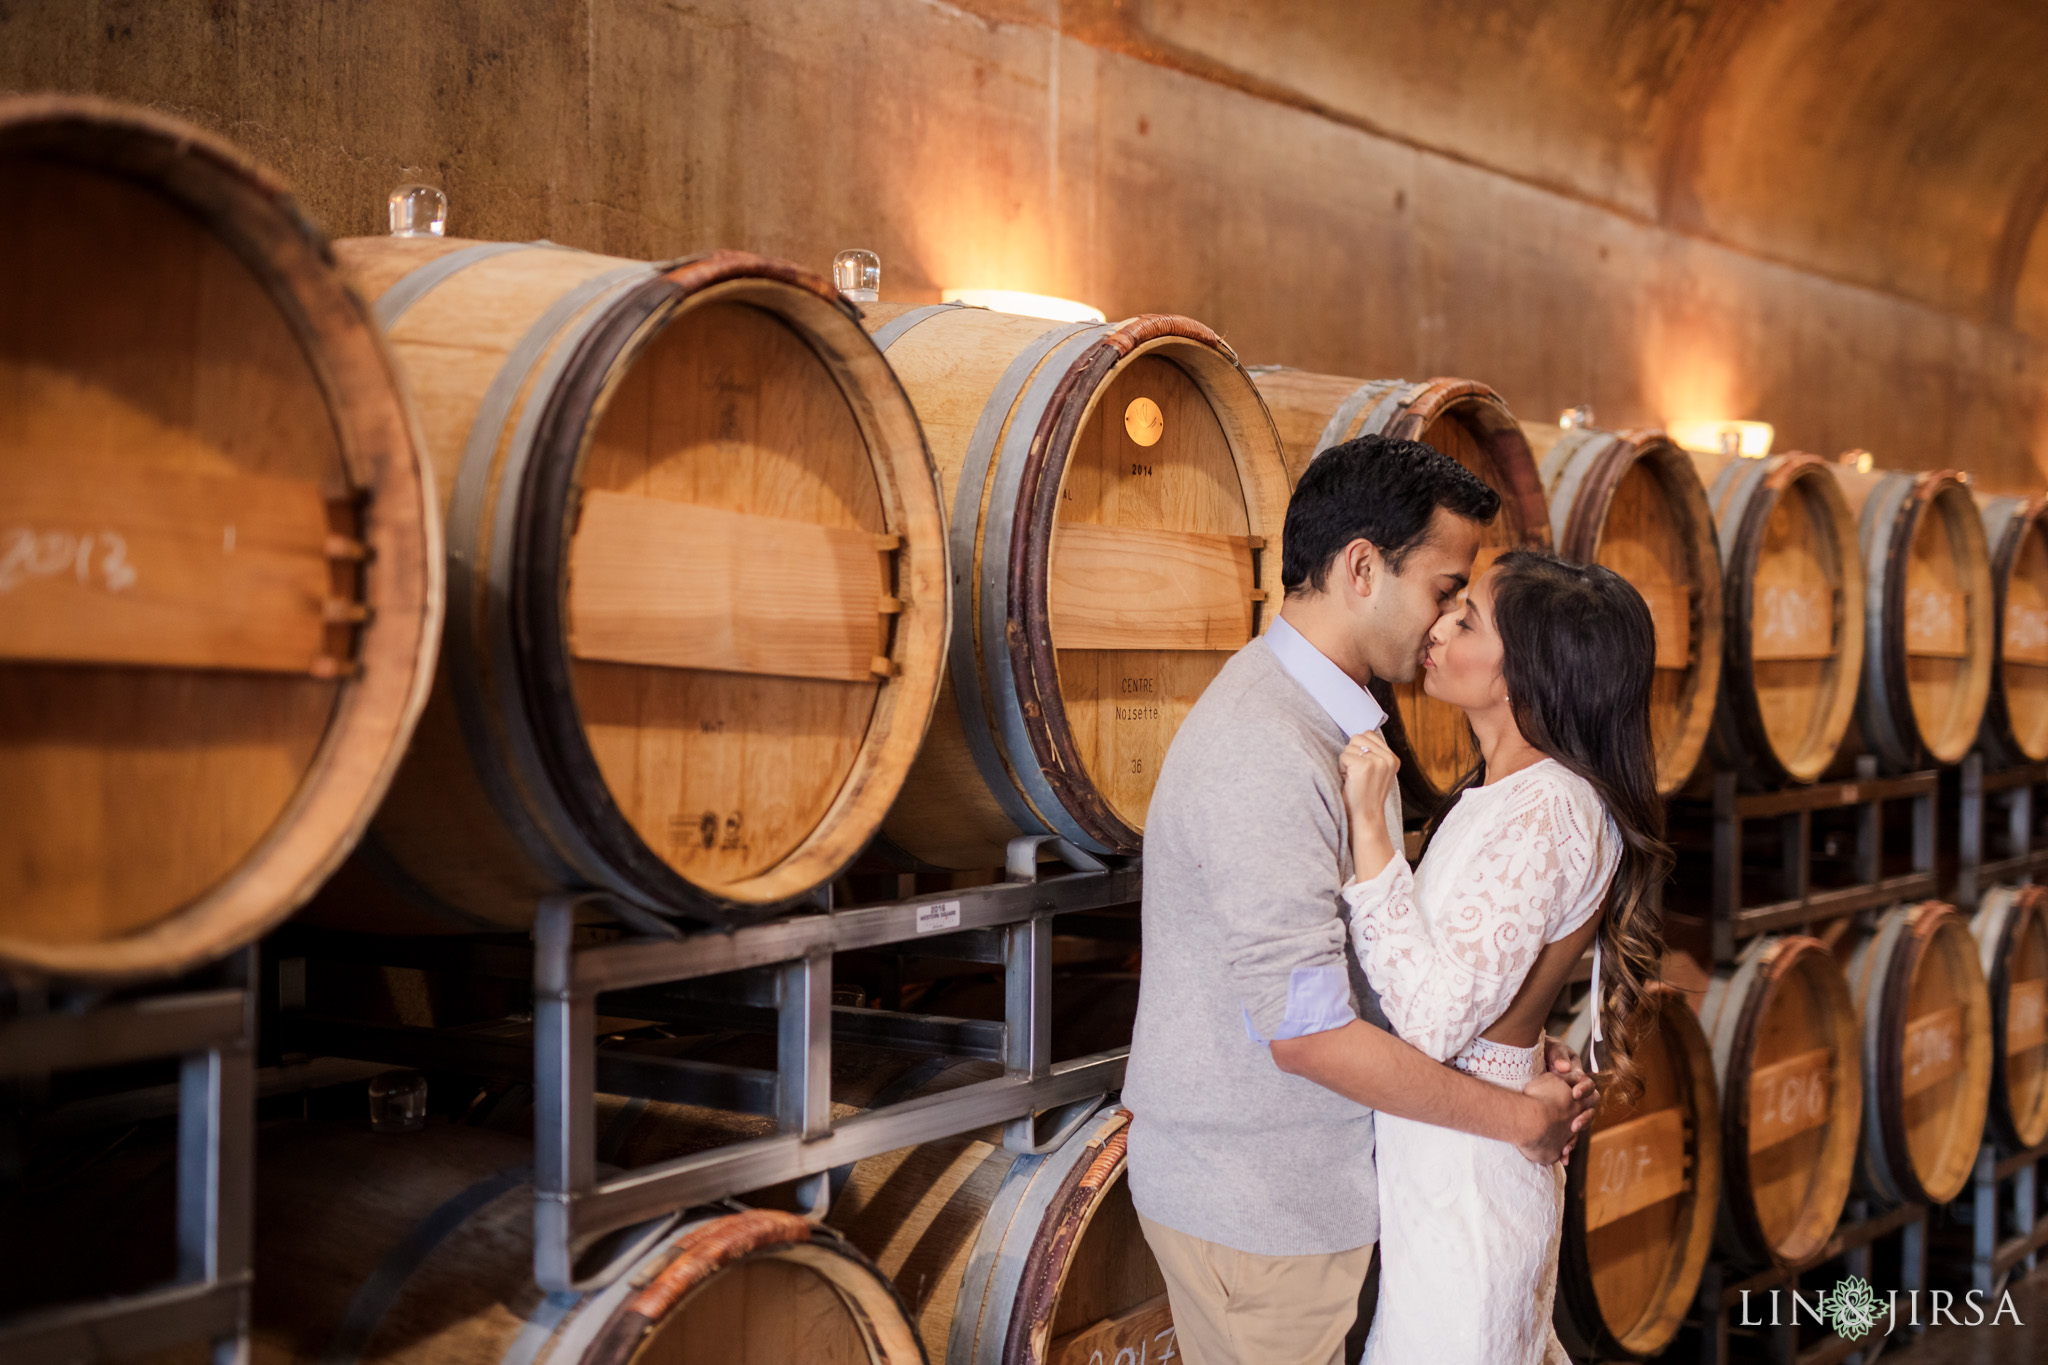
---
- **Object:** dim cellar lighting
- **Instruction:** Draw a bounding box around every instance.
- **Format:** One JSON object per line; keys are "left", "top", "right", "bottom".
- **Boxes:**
{"left": 833, "top": 248, "right": 880, "bottom": 303}
{"left": 1843, "top": 449, "right": 1876, "bottom": 474}
{"left": 942, "top": 288, "right": 1105, "bottom": 323}
{"left": 1671, "top": 419, "right": 1775, "bottom": 460}
{"left": 1558, "top": 406, "right": 1595, "bottom": 430}
{"left": 388, "top": 184, "right": 448, "bottom": 237}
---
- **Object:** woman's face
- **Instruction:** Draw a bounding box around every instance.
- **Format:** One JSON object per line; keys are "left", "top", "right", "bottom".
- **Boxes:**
{"left": 1421, "top": 565, "right": 1509, "bottom": 712}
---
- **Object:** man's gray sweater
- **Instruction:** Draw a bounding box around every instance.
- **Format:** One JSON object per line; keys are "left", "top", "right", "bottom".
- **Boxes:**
{"left": 1124, "top": 636, "right": 1395, "bottom": 1256}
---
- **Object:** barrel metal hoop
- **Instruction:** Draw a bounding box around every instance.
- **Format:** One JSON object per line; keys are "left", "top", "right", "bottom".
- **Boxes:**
{"left": 1859, "top": 906, "right": 1917, "bottom": 1205}
{"left": 374, "top": 240, "right": 571, "bottom": 329}
{"left": 1709, "top": 936, "right": 1777, "bottom": 1259}
{"left": 1707, "top": 457, "right": 1780, "bottom": 781}
{"left": 1551, "top": 431, "right": 1630, "bottom": 556}
{"left": 497, "top": 1289, "right": 586, "bottom": 1365}
{"left": 980, "top": 325, "right": 1118, "bottom": 852}
{"left": 1311, "top": 378, "right": 1392, "bottom": 456}
{"left": 870, "top": 300, "right": 969, "bottom": 353}
{"left": 948, "top": 1103, "right": 1117, "bottom": 1365}
{"left": 1357, "top": 380, "right": 1431, "bottom": 443}
{"left": 1858, "top": 472, "right": 1920, "bottom": 771}
{"left": 443, "top": 263, "right": 663, "bottom": 891}
{"left": 943, "top": 321, "right": 1105, "bottom": 844}
{"left": 321, "top": 1165, "right": 531, "bottom": 1365}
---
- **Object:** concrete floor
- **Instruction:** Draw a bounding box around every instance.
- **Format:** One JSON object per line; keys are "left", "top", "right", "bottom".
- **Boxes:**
{"left": 1881, "top": 1262, "right": 2047, "bottom": 1364}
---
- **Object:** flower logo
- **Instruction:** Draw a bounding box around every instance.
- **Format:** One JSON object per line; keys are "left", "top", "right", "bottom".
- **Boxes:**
{"left": 1821, "top": 1275, "right": 1882, "bottom": 1339}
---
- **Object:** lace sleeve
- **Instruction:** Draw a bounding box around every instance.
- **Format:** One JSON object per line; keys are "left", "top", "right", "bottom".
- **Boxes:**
{"left": 1340, "top": 775, "right": 1601, "bottom": 1061}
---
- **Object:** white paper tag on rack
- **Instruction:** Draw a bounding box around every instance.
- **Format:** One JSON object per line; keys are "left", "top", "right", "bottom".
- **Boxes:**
{"left": 917, "top": 900, "right": 962, "bottom": 934}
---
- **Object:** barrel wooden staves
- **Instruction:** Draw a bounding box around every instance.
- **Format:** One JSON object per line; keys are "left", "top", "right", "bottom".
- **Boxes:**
{"left": 325, "top": 237, "right": 946, "bottom": 924}
{"left": 861, "top": 303, "right": 1291, "bottom": 869}
{"left": 1842, "top": 901, "right": 1995, "bottom": 1205}
{"left": 1689, "top": 452, "right": 1867, "bottom": 786}
{"left": 1976, "top": 495, "right": 2048, "bottom": 765}
{"left": 1695, "top": 935, "right": 1862, "bottom": 1266}
{"left": 168, "top": 1120, "right": 923, "bottom": 1365}
{"left": 1830, "top": 464, "right": 1994, "bottom": 771}
{"left": 1251, "top": 368, "right": 1551, "bottom": 807}
{"left": 831, "top": 1097, "right": 1170, "bottom": 1365}
{"left": 1530, "top": 423, "right": 1724, "bottom": 794}
{"left": 1970, "top": 884, "right": 2048, "bottom": 1150}
{"left": 0, "top": 97, "right": 440, "bottom": 978}
{"left": 1554, "top": 986, "right": 1721, "bottom": 1359}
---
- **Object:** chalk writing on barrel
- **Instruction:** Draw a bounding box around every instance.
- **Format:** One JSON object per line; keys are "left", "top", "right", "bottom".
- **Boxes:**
{"left": 1755, "top": 584, "right": 1827, "bottom": 648}
{"left": 0, "top": 527, "right": 136, "bottom": 594}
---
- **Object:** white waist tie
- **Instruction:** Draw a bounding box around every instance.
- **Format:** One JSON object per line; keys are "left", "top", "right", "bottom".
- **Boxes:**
{"left": 1587, "top": 935, "right": 1603, "bottom": 1072}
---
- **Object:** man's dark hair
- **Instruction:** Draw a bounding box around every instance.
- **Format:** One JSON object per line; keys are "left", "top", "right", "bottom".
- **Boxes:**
{"left": 1280, "top": 433, "right": 1500, "bottom": 593}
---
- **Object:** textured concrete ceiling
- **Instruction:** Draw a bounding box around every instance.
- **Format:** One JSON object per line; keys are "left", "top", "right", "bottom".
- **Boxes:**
{"left": 1060, "top": 0, "right": 2048, "bottom": 336}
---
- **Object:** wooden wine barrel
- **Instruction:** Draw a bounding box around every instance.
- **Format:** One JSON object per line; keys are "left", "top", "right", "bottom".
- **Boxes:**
{"left": 1830, "top": 464, "right": 1994, "bottom": 770}
{"left": 192, "top": 1120, "right": 922, "bottom": 1365}
{"left": 862, "top": 303, "right": 1290, "bottom": 868}
{"left": 1694, "top": 935, "right": 1861, "bottom": 1266}
{"left": 1554, "top": 985, "right": 1720, "bottom": 1360}
{"left": 1970, "top": 884, "right": 2048, "bottom": 1150}
{"left": 1531, "top": 423, "right": 1724, "bottom": 794}
{"left": 0, "top": 96, "right": 440, "bottom": 979}
{"left": 1842, "top": 901, "right": 1995, "bottom": 1205}
{"left": 1250, "top": 368, "right": 1550, "bottom": 807}
{"left": 831, "top": 1098, "right": 1169, "bottom": 1365}
{"left": 325, "top": 237, "right": 946, "bottom": 924}
{"left": 1690, "top": 452, "right": 1866, "bottom": 786}
{"left": 1977, "top": 495, "right": 2048, "bottom": 765}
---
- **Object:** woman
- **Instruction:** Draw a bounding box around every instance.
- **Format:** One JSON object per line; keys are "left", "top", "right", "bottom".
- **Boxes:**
{"left": 1339, "top": 549, "right": 1669, "bottom": 1365}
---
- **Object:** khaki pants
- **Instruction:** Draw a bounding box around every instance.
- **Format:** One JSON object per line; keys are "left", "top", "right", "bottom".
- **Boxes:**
{"left": 1138, "top": 1211, "right": 1375, "bottom": 1365}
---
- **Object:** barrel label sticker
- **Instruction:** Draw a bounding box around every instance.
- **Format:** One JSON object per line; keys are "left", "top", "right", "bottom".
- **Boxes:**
{"left": 916, "top": 900, "right": 962, "bottom": 934}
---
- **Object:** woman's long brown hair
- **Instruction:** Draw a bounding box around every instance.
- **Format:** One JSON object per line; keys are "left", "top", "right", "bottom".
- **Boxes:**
{"left": 1424, "top": 549, "right": 1671, "bottom": 1107}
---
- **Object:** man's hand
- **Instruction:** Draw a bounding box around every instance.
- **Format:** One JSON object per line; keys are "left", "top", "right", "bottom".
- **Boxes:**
{"left": 1516, "top": 1068, "right": 1600, "bottom": 1166}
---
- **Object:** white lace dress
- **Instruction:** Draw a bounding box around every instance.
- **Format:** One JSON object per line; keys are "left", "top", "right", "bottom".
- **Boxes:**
{"left": 1341, "top": 758, "right": 1621, "bottom": 1365}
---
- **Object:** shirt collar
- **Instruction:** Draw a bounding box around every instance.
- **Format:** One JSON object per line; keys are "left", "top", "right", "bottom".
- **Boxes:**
{"left": 1265, "top": 615, "right": 1387, "bottom": 737}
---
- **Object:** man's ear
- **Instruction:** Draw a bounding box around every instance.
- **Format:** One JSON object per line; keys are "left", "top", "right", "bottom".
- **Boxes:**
{"left": 1341, "top": 538, "right": 1377, "bottom": 599}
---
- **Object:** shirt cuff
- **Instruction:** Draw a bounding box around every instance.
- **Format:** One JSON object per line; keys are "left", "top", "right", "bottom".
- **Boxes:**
{"left": 1242, "top": 963, "right": 1357, "bottom": 1042}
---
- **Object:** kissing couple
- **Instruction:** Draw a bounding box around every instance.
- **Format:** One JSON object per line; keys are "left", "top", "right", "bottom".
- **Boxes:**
{"left": 1125, "top": 434, "right": 1670, "bottom": 1365}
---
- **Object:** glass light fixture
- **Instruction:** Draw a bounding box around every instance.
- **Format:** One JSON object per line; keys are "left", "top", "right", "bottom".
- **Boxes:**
{"left": 1842, "top": 449, "right": 1876, "bottom": 474}
{"left": 388, "top": 184, "right": 448, "bottom": 238}
{"left": 1559, "top": 406, "right": 1595, "bottom": 430}
{"left": 833, "top": 249, "right": 881, "bottom": 303}
{"left": 1670, "top": 420, "right": 1774, "bottom": 459}
{"left": 942, "top": 288, "right": 1105, "bottom": 323}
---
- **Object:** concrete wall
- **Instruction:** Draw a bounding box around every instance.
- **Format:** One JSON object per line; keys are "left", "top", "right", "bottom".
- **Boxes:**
{"left": 5, "top": 0, "right": 2043, "bottom": 489}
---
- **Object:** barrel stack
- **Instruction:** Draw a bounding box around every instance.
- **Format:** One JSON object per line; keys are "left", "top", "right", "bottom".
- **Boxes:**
{"left": 1252, "top": 368, "right": 1551, "bottom": 809}
{"left": 1829, "top": 463, "right": 1994, "bottom": 773}
{"left": 0, "top": 96, "right": 441, "bottom": 980}
{"left": 1976, "top": 494, "right": 2048, "bottom": 765}
{"left": 1688, "top": 450, "right": 1867, "bottom": 787}
{"left": 1530, "top": 423, "right": 1724, "bottom": 794}
{"left": 861, "top": 303, "right": 1292, "bottom": 869}
{"left": 1970, "top": 885, "right": 2048, "bottom": 1151}
{"left": 320, "top": 237, "right": 948, "bottom": 927}
{"left": 1555, "top": 986, "right": 1721, "bottom": 1360}
{"left": 1694, "top": 935, "right": 1863, "bottom": 1267}
{"left": 1840, "top": 901, "right": 1995, "bottom": 1207}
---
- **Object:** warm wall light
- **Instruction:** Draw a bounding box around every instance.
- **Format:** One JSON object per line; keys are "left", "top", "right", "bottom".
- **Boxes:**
{"left": 1671, "top": 420, "right": 1775, "bottom": 459}
{"left": 942, "top": 288, "right": 1105, "bottom": 323}
{"left": 1559, "top": 406, "right": 1595, "bottom": 430}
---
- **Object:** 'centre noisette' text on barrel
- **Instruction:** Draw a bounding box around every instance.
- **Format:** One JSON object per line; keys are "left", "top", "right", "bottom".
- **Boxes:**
{"left": 326, "top": 237, "right": 947, "bottom": 925}
{"left": 863, "top": 302, "right": 1291, "bottom": 870}
{"left": 1527, "top": 422, "right": 1723, "bottom": 794}
{"left": 1695, "top": 934, "right": 1861, "bottom": 1267}
{"left": 0, "top": 96, "right": 440, "bottom": 979}
{"left": 1976, "top": 495, "right": 2048, "bottom": 765}
{"left": 1689, "top": 451, "right": 1866, "bottom": 787}
{"left": 1251, "top": 367, "right": 1550, "bottom": 810}
{"left": 1842, "top": 901, "right": 1994, "bottom": 1206}
{"left": 1555, "top": 986, "right": 1720, "bottom": 1360}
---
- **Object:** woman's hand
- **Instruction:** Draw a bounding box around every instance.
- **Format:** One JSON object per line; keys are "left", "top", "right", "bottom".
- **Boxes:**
{"left": 1340, "top": 730, "right": 1399, "bottom": 822}
{"left": 1340, "top": 730, "right": 1400, "bottom": 882}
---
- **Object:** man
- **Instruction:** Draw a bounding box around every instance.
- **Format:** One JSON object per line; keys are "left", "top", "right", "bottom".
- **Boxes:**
{"left": 1123, "top": 434, "right": 1601, "bottom": 1365}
